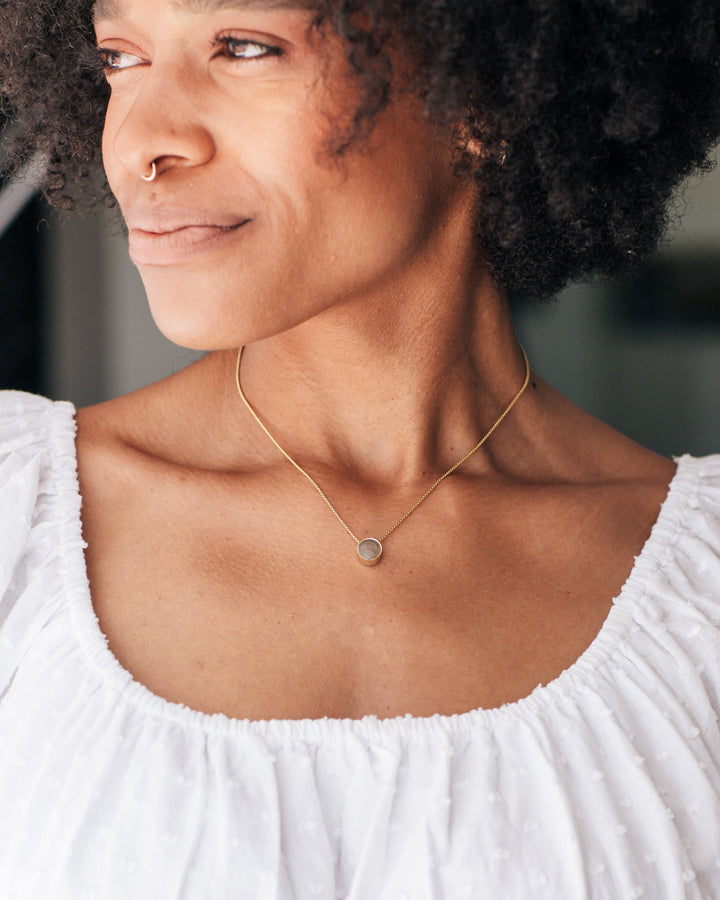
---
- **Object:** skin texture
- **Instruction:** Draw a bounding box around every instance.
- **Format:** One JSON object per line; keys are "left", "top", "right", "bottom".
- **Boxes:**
{"left": 76, "top": 0, "right": 678, "bottom": 721}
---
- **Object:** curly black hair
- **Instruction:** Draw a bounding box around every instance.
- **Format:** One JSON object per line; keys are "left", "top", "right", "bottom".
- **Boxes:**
{"left": 1, "top": 0, "right": 719, "bottom": 299}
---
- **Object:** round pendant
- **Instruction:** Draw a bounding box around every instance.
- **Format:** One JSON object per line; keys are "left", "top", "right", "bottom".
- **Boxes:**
{"left": 357, "top": 537, "right": 383, "bottom": 566}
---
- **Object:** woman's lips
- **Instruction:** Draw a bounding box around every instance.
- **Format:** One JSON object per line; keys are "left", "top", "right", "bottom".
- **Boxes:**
{"left": 128, "top": 221, "right": 249, "bottom": 265}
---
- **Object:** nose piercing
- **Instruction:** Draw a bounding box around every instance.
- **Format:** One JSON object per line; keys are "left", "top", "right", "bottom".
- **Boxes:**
{"left": 141, "top": 162, "right": 157, "bottom": 183}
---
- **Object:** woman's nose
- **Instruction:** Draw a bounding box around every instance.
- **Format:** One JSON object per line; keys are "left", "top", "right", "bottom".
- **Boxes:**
{"left": 110, "top": 65, "right": 216, "bottom": 180}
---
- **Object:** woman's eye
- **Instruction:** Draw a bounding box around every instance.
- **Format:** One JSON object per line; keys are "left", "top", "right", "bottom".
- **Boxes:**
{"left": 97, "top": 48, "right": 145, "bottom": 73}
{"left": 215, "top": 37, "right": 282, "bottom": 62}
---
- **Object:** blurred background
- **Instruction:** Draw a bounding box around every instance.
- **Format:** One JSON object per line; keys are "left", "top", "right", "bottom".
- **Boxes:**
{"left": 1, "top": 128, "right": 719, "bottom": 458}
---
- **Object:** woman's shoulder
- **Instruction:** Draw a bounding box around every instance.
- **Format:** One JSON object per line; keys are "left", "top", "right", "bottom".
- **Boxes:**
{"left": 671, "top": 452, "right": 720, "bottom": 546}
{"left": 0, "top": 389, "right": 78, "bottom": 553}
{"left": 635, "top": 452, "right": 720, "bottom": 626}
{"left": 0, "top": 390, "right": 83, "bottom": 706}
{"left": 0, "top": 389, "right": 76, "bottom": 454}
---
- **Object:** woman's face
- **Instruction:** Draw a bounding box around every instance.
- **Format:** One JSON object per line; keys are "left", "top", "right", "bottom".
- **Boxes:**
{"left": 95, "top": 0, "right": 474, "bottom": 350}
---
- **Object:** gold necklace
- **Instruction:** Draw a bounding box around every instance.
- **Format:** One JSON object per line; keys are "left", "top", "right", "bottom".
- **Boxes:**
{"left": 235, "top": 345, "right": 530, "bottom": 566}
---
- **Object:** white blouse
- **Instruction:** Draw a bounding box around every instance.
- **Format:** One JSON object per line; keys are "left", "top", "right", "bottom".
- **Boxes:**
{"left": 0, "top": 391, "right": 719, "bottom": 900}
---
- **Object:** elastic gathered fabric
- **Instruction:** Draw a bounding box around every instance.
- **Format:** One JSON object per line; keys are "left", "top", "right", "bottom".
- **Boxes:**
{"left": 0, "top": 391, "right": 719, "bottom": 900}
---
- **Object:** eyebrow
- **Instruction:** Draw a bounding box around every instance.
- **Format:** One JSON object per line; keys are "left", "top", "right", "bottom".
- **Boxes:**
{"left": 93, "top": 0, "right": 308, "bottom": 21}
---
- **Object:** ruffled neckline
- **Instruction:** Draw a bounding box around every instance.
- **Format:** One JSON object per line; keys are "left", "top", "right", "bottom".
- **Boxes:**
{"left": 51, "top": 400, "right": 703, "bottom": 744}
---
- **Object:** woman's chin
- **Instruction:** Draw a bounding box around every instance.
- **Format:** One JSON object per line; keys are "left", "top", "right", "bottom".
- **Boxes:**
{"left": 145, "top": 295, "right": 283, "bottom": 352}
{"left": 145, "top": 303, "right": 238, "bottom": 352}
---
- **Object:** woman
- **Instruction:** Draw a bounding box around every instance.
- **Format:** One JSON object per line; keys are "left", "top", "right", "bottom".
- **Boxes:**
{"left": 1, "top": 0, "right": 719, "bottom": 896}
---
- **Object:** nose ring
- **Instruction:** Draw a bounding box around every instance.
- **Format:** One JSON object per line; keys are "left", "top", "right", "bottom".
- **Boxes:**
{"left": 141, "top": 162, "right": 157, "bottom": 183}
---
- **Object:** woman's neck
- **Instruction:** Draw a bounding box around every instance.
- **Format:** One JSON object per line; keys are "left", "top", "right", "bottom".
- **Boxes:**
{"left": 225, "top": 265, "right": 527, "bottom": 487}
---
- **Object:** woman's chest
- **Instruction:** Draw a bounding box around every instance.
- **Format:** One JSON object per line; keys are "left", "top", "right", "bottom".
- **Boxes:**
{"left": 78, "top": 479, "right": 645, "bottom": 721}
{"left": 83, "top": 567, "right": 614, "bottom": 721}
{"left": 75, "top": 427, "right": 673, "bottom": 721}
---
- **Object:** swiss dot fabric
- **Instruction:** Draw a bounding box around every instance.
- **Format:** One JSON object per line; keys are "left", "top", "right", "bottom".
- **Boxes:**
{"left": 0, "top": 391, "right": 719, "bottom": 900}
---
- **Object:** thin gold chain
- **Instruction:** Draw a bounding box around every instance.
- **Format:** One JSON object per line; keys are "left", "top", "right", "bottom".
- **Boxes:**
{"left": 235, "top": 345, "right": 530, "bottom": 545}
